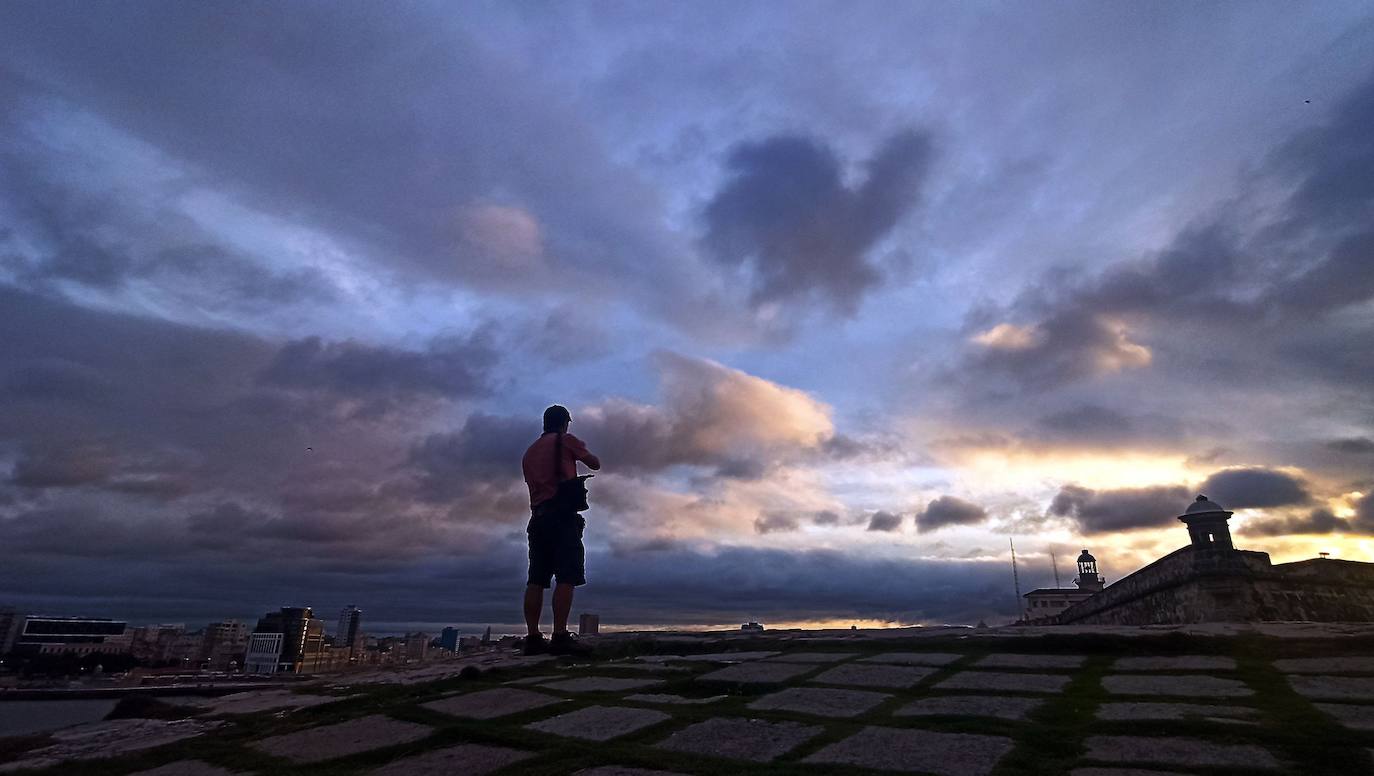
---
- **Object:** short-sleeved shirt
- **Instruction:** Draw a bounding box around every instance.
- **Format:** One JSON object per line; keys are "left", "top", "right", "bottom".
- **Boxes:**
{"left": 522, "top": 432, "right": 594, "bottom": 508}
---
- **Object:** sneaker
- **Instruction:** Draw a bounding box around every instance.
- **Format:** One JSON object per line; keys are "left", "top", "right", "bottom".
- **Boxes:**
{"left": 548, "top": 631, "right": 593, "bottom": 657}
{"left": 522, "top": 632, "right": 548, "bottom": 656}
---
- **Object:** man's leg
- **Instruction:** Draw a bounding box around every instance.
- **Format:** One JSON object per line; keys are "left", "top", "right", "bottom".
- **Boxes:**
{"left": 524, "top": 584, "right": 545, "bottom": 637}
{"left": 551, "top": 582, "right": 575, "bottom": 634}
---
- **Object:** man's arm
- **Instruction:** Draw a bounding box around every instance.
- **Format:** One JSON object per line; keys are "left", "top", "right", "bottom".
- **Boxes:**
{"left": 567, "top": 434, "right": 601, "bottom": 471}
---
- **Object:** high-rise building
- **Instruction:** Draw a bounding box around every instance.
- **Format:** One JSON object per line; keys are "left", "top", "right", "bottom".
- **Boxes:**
{"left": 439, "top": 627, "right": 459, "bottom": 652}
{"left": 336, "top": 605, "right": 362, "bottom": 657}
{"left": 251, "top": 607, "right": 325, "bottom": 673}
{"left": 578, "top": 613, "right": 600, "bottom": 636}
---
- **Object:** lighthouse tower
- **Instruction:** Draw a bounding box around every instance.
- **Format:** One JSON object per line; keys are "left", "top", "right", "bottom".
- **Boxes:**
{"left": 1075, "top": 549, "right": 1105, "bottom": 593}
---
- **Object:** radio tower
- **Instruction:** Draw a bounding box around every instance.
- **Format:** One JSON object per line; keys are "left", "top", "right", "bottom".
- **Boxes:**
{"left": 1051, "top": 550, "right": 1062, "bottom": 588}
{"left": 1010, "top": 538, "right": 1024, "bottom": 622}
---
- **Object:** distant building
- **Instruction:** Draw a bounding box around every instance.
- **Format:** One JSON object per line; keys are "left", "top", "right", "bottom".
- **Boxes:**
{"left": 0, "top": 608, "right": 22, "bottom": 654}
{"left": 741, "top": 622, "right": 765, "bottom": 632}
{"left": 439, "top": 627, "right": 460, "bottom": 652}
{"left": 578, "top": 613, "right": 600, "bottom": 636}
{"left": 130, "top": 624, "right": 187, "bottom": 663}
{"left": 202, "top": 620, "right": 248, "bottom": 671}
{"left": 13, "top": 616, "right": 128, "bottom": 655}
{"left": 1053, "top": 496, "right": 1374, "bottom": 625}
{"left": 244, "top": 632, "right": 284, "bottom": 674}
{"left": 251, "top": 607, "right": 326, "bottom": 673}
{"left": 1023, "top": 549, "right": 1105, "bottom": 623}
{"left": 336, "top": 605, "right": 363, "bottom": 657}
{"left": 458, "top": 635, "right": 481, "bottom": 651}
{"left": 403, "top": 632, "right": 430, "bottom": 662}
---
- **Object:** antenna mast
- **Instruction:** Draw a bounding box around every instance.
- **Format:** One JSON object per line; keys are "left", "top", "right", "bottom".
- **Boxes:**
{"left": 1051, "top": 550, "right": 1061, "bottom": 588}
{"left": 1010, "top": 538, "right": 1024, "bottom": 622}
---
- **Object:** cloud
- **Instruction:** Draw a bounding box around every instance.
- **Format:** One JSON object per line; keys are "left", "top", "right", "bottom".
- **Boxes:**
{"left": 755, "top": 512, "right": 800, "bottom": 534}
{"left": 867, "top": 510, "right": 903, "bottom": 532}
{"left": 1048, "top": 484, "right": 1190, "bottom": 534}
{"left": 259, "top": 333, "right": 497, "bottom": 415}
{"left": 1241, "top": 508, "right": 1350, "bottom": 537}
{"left": 1327, "top": 437, "right": 1374, "bottom": 455}
{"left": 915, "top": 496, "right": 988, "bottom": 533}
{"left": 966, "top": 310, "right": 1151, "bottom": 390}
{"left": 702, "top": 130, "right": 932, "bottom": 314}
{"left": 1199, "top": 467, "right": 1311, "bottom": 509}
{"left": 577, "top": 352, "right": 835, "bottom": 476}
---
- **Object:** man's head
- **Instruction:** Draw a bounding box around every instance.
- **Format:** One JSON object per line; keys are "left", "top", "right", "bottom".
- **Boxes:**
{"left": 543, "top": 404, "right": 572, "bottom": 433}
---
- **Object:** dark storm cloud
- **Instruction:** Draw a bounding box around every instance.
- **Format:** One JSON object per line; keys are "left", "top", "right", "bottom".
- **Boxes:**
{"left": 915, "top": 496, "right": 988, "bottom": 533}
{"left": 866, "top": 510, "right": 903, "bottom": 532}
{"left": 1199, "top": 467, "right": 1311, "bottom": 509}
{"left": 0, "top": 533, "right": 1023, "bottom": 628}
{"left": 1048, "top": 484, "right": 1190, "bottom": 534}
{"left": 0, "top": 286, "right": 507, "bottom": 564}
{"left": 260, "top": 333, "right": 497, "bottom": 411}
{"left": 702, "top": 130, "right": 933, "bottom": 313}
{"left": 754, "top": 512, "right": 800, "bottom": 534}
{"left": 1241, "top": 508, "right": 1350, "bottom": 537}
{"left": 407, "top": 413, "right": 533, "bottom": 502}
{"left": 1327, "top": 437, "right": 1374, "bottom": 455}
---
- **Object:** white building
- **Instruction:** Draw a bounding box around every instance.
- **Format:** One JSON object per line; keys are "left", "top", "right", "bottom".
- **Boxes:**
{"left": 244, "top": 632, "right": 284, "bottom": 674}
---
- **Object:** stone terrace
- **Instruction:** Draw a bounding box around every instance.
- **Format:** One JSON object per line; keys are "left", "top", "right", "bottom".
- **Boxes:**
{"left": 5, "top": 626, "right": 1374, "bottom": 775}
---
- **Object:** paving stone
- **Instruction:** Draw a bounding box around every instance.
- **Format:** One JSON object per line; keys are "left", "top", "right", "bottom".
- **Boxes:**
{"left": 803, "top": 725, "right": 1015, "bottom": 776}
{"left": 935, "top": 671, "right": 1070, "bottom": 693}
{"left": 765, "top": 651, "right": 861, "bottom": 663}
{"left": 1112, "top": 656, "right": 1237, "bottom": 672}
{"left": 624, "top": 693, "right": 728, "bottom": 705}
{"left": 810, "top": 663, "right": 935, "bottom": 689}
{"left": 368, "top": 743, "right": 533, "bottom": 775}
{"left": 1070, "top": 770, "right": 1191, "bottom": 776}
{"left": 539, "top": 676, "right": 665, "bottom": 693}
{"left": 747, "top": 686, "right": 890, "bottom": 718}
{"left": 1097, "top": 702, "right": 1258, "bottom": 724}
{"left": 0, "top": 719, "right": 224, "bottom": 773}
{"left": 895, "top": 695, "right": 1043, "bottom": 721}
{"left": 251, "top": 715, "right": 431, "bottom": 763}
{"left": 696, "top": 662, "right": 815, "bottom": 683}
{"left": 505, "top": 674, "right": 562, "bottom": 685}
{"left": 422, "top": 688, "right": 566, "bottom": 719}
{"left": 1102, "top": 674, "right": 1253, "bottom": 697}
{"left": 127, "top": 762, "right": 247, "bottom": 776}
{"left": 1314, "top": 702, "right": 1374, "bottom": 730}
{"left": 974, "top": 653, "right": 1085, "bottom": 670}
{"left": 858, "top": 652, "right": 963, "bottom": 666}
{"left": 1082, "top": 735, "right": 1279, "bottom": 770}
{"left": 1288, "top": 675, "right": 1374, "bottom": 700}
{"left": 655, "top": 716, "right": 822, "bottom": 762}
{"left": 181, "top": 689, "right": 349, "bottom": 715}
{"left": 525, "top": 705, "right": 671, "bottom": 742}
{"left": 659, "top": 651, "right": 778, "bottom": 663}
{"left": 1277, "top": 656, "right": 1374, "bottom": 674}
{"left": 577, "top": 763, "right": 692, "bottom": 769}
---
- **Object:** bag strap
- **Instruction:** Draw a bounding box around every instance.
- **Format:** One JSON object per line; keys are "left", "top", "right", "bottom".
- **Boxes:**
{"left": 552, "top": 431, "right": 564, "bottom": 484}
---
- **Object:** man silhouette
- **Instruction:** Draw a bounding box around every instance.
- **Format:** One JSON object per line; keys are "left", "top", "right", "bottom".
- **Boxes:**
{"left": 521, "top": 405, "right": 601, "bottom": 656}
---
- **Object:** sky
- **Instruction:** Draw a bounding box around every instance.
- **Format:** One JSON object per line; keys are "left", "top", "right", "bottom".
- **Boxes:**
{"left": 2, "top": 1, "right": 1373, "bottom": 634}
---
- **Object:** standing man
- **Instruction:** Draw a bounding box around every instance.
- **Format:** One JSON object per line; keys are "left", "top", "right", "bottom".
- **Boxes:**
{"left": 521, "top": 405, "right": 600, "bottom": 656}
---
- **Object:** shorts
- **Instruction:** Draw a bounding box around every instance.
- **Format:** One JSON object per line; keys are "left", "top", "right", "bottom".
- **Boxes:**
{"left": 526, "top": 504, "right": 586, "bottom": 588}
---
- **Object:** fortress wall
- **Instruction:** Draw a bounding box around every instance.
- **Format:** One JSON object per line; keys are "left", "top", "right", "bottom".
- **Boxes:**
{"left": 1057, "top": 549, "right": 1374, "bottom": 625}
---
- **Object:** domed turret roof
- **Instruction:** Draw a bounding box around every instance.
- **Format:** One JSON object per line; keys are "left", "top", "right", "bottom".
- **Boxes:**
{"left": 1077, "top": 549, "right": 1096, "bottom": 562}
{"left": 1184, "top": 494, "right": 1229, "bottom": 515}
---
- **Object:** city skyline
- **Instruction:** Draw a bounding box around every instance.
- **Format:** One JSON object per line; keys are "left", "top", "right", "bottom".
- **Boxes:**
{"left": 3, "top": 2, "right": 1374, "bottom": 628}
